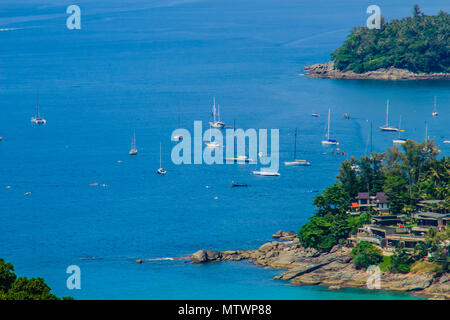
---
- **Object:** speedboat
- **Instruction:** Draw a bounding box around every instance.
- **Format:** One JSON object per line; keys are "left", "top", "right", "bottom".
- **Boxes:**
{"left": 225, "top": 155, "right": 255, "bottom": 163}
{"left": 284, "top": 159, "right": 311, "bottom": 166}
{"left": 252, "top": 170, "right": 280, "bottom": 176}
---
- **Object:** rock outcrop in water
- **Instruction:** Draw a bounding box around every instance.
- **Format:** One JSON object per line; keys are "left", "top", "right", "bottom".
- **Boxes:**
{"left": 304, "top": 61, "right": 450, "bottom": 81}
{"left": 190, "top": 231, "right": 450, "bottom": 300}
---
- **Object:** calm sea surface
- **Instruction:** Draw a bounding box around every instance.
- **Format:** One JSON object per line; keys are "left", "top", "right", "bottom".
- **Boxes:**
{"left": 0, "top": 0, "right": 448, "bottom": 299}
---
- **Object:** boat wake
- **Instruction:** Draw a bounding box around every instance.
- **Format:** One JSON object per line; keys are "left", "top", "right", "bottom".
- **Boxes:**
{"left": 144, "top": 257, "right": 174, "bottom": 262}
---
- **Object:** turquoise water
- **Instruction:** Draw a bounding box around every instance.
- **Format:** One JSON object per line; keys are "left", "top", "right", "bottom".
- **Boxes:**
{"left": 0, "top": 0, "right": 448, "bottom": 299}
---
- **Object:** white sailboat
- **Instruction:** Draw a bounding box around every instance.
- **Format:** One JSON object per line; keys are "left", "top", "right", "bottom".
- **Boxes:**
{"left": 285, "top": 128, "right": 311, "bottom": 166}
{"left": 252, "top": 169, "right": 280, "bottom": 176}
{"left": 393, "top": 115, "right": 407, "bottom": 145}
{"left": 205, "top": 124, "right": 222, "bottom": 148}
{"left": 157, "top": 142, "right": 166, "bottom": 175}
{"left": 321, "top": 109, "right": 339, "bottom": 145}
{"left": 432, "top": 96, "right": 438, "bottom": 117}
{"left": 129, "top": 130, "right": 138, "bottom": 155}
{"left": 379, "top": 100, "right": 399, "bottom": 132}
{"left": 209, "top": 97, "right": 225, "bottom": 128}
{"left": 31, "top": 92, "right": 46, "bottom": 125}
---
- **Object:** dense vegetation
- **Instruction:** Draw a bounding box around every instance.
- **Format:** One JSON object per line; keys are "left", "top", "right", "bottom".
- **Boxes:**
{"left": 298, "top": 139, "right": 449, "bottom": 257}
{"left": 331, "top": 5, "right": 450, "bottom": 74}
{"left": 351, "top": 241, "right": 383, "bottom": 269}
{"left": 0, "top": 259, "right": 71, "bottom": 300}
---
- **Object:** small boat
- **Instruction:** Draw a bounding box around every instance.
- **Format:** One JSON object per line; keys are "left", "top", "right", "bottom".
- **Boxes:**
{"left": 311, "top": 113, "right": 320, "bottom": 117}
{"left": 393, "top": 115, "right": 407, "bottom": 145}
{"left": 252, "top": 169, "right": 280, "bottom": 176}
{"left": 31, "top": 92, "right": 47, "bottom": 125}
{"left": 129, "top": 130, "right": 138, "bottom": 155}
{"left": 173, "top": 135, "right": 183, "bottom": 141}
{"left": 231, "top": 181, "right": 248, "bottom": 187}
{"left": 0, "top": 136, "right": 2, "bottom": 141}
{"left": 379, "top": 100, "right": 399, "bottom": 132}
{"left": 393, "top": 138, "right": 407, "bottom": 145}
{"left": 332, "top": 148, "right": 345, "bottom": 155}
{"left": 157, "top": 142, "right": 166, "bottom": 175}
{"left": 205, "top": 124, "right": 222, "bottom": 148}
{"left": 432, "top": 96, "right": 438, "bottom": 117}
{"left": 321, "top": 109, "right": 339, "bottom": 145}
{"left": 225, "top": 155, "right": 255, "bottom": 163}
{"left": 443, "top": 140, "right": 450, "bottom": 144}
{"left": 343, "top": 113, "right": 350, "bottom": 119}
{"left": 284, "top": 128, "right": 311, "bottom": 166}
{"left": 209, "top": 97, "right": 225, "bottom": 128}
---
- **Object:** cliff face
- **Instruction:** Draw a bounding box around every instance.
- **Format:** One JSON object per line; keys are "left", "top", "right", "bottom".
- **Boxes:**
{"left": 304, "top": 61, "right": 450, "bottom": 80}
{"left": 190, "top": 231, "right": 450, "bottom": 300}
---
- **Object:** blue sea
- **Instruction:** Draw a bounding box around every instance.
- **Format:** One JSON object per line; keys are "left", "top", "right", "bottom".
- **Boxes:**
{"left": 0, "top": 0, "right": 448, "bottom": 299}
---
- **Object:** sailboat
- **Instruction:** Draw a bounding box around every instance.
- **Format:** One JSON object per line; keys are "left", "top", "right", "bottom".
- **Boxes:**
{"left": 205, "top": 124, "right": 222, "bottom": 148}
{"left": 129, "top": 130, "right": 138, "bottom": 155}
{"left": 432, "top": 96, "right": 438, "bottom": 117}
{"left": 31, "top": 92, "right": 46, "bottom": 125}
{"left": 321, "top": 109, "right": 339, "bottom": 145}
{"left": 285, "top": 128, "right": 311, "bottom": 166}
{"left": 379, "top": 100, "right": 399, "bottom": 132}
{"left": 209, "top": 97, "right": 225, "bottom": 128}
{"left": 157, "top": 142, "right": 167, "bottom": 175}
{"left": 173, "top": 114, "right": 183, "bottom": 141}
{"left": 393, "top": 115, "right": 407, "bottom": 145}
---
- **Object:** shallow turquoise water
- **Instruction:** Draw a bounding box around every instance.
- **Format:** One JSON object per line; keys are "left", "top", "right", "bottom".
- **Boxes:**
{"left": 0, "top": 0, "right": 448, "bottom": 299}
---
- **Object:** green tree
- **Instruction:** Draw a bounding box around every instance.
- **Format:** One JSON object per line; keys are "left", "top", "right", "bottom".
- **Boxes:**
{"left": 351, "top": 241, "right": 384, "bottom": 269}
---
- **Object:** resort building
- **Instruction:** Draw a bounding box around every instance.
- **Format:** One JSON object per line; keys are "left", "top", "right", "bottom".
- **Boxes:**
{"left": 348, "top": 192, "right": 390, "bottom": 215}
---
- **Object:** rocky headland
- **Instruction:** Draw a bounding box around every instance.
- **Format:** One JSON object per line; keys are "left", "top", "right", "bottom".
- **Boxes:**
{"left": 304, "top": 61, "right": 450, "bottom": 81}
{"left": 189, "top": 231, "right": 449, "bottom": 300}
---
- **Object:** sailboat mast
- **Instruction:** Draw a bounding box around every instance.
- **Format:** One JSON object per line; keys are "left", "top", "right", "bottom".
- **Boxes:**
{"left": 294, "top": 128, "right": 297, "bottom": 160}
{"left": 386, "top": 99, "right": 389, "bottom": 127}
{"left": 327, "top": 109, "right": 330, "bottom": 140}
{"left": 370, "top": 121, "right": 373, "bottom": 154}
{"left": 213, "top": 97, "right": 216, "bottom": 122}
{"left": 36, "top": 91, "right": 39, "bottom": 117}
{"left": 160, "top": 142, "right": 162, "bottom": 168}
{"left": 434, "top": 96, "right": 437, "bottom": 111}
{"left": 425, "top": 122, "right": 428, "bottom": 141}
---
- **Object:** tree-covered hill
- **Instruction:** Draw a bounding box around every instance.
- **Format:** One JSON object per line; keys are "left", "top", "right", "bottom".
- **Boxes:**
{"left": 331, "top": 6, "right": 449, "bottom": 74}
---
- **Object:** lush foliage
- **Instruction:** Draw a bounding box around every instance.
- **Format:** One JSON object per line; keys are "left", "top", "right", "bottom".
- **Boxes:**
{"left": 331, "top": 6, "right": 449, "bottom": 74}
{"left": 351, "top": 241, "right": 383, "bottom": 269}
{"left": 0, "top": 259, "right": 71, "bottom": 300}
{"left": 298, "top": 139, "right": 449, "bottom": 252}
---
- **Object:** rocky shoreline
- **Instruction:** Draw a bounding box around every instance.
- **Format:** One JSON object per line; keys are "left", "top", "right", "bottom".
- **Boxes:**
{"left": 304, "top": 61, "right": 450, "bottom": 81}
{"left": 189, "top": 231, "right": 450, "bottom": 300}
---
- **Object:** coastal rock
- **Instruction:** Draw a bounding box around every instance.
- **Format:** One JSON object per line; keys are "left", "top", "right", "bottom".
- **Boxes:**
{"left": 191, "top": 250, "right": 208, "bottom": 263}
{"left": 188, "top": 231, "right": 449, "bottom": 299}
{"left": 258, "top": 242, "right": 273, "bottom": 253}
{"left": 206, "top": 250, "right": 222, "bottom": 261}
{"left": 328, "top": 285, "right": 341, "bottom": 290}
{"left": 272, "top": 230, "right": 297, "bottom": 241}
{"left": 304, "top": 61, "right": 450, "bottom": 81}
